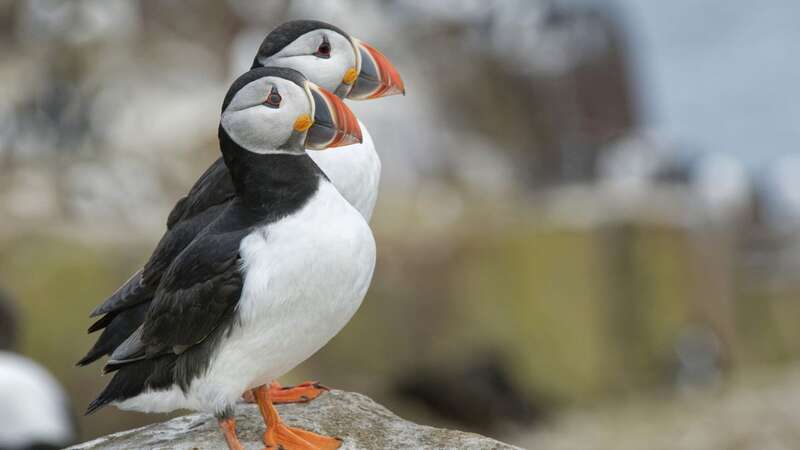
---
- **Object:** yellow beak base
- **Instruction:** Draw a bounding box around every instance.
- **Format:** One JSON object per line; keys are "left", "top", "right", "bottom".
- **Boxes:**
{"left": 293, "top": 114, "right": 313, "bottom": 132}
{"left": 342, "top": 67, "right": 358, "bottom": 85}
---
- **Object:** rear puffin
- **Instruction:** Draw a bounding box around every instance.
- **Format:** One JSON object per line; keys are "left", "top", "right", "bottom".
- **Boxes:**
{"left": 86, "top": 67, "right": 375, "bottom": 450}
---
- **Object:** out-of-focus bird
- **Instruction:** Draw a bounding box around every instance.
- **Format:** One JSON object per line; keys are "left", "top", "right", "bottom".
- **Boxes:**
{"left": 85, "top": 68, "right": 374, "bottom": 450}
{"left": 0, "top": 290, "right": 76, "bottom": 450}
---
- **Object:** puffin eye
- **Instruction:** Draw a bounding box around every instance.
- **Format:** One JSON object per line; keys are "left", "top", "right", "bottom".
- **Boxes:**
{"left": 264, "top": 88, "right": 282, "bottom": 108}
{"left": 315, "top": 38, "right": 331, "bottom": 59}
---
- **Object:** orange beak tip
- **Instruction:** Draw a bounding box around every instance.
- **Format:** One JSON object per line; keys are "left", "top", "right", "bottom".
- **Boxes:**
{"left": 356, "top": 41, "right": 406, "bottom": 100}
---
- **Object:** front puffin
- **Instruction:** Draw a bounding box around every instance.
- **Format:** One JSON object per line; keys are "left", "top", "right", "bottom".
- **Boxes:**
{"left": 86, "top": 67, "right": 375, "bottom": 450}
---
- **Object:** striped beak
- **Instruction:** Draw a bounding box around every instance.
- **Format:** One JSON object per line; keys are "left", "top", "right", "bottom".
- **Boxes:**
{"left": 346, "top": 38, "right": 405, "bottom": 100}
{"left": 305, "top": 82, "right": 363, "bottom": 150}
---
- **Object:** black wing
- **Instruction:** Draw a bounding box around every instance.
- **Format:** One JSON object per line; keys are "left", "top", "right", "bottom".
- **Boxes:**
{"left": 78, "top": 204, "right": 228, "bottom": 366}
{"left": 141, "top": 228, "right": 245, "bottom": 355}
{"left": 166, "top": 157, "right": 235, "bottom": 229}
{"left": 79, "top": 158, "right": 235, "bottom": 366}
{"left": 105, "top": 207, "right": 255, "bottom": 365}
{"left": 89, "top": 270, "right": 148, "bottom": 317}
{"left": 78, "top": 302, "right": 147, "bottom": 366}
{"left": 88, "top": 204, "right": 259, "bottom": 414}
{"left": 89, "top": 158, "right": 234, "bottom": 319}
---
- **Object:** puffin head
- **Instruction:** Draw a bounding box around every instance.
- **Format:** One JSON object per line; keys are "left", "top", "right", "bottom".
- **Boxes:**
{"left": 252, "top": 20, "right": 405, "bottom": 100}
{"left": 220, "top": 66, "right": 362, "bottom": 154}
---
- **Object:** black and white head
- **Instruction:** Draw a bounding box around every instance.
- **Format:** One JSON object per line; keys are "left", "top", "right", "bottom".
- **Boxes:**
{"left": 220, "top": 67, "right": 362, "bottom": 154}
{"left": 252, "top": 20, "right": 405, "bottom": 100}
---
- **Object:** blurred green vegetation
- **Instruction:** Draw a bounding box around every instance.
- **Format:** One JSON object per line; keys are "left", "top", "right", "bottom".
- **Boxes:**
{"left": 1, "top": 210, "right": 798, "bottom": 441}
{"left": 321, "top": 224, "right": 697, "bottom": 407}
{"left": 310, "top": 210, "right": 800, "bottom": 420}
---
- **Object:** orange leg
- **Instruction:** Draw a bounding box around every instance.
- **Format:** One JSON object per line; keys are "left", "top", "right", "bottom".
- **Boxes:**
{"left": 243, "top": 380, "right": 329, "bottom": 404}
{"left": 218, "top": 416, "right": 245, "bottom": 450}
{"left": 252, "top": 384, "right": 342, "bottom": 450}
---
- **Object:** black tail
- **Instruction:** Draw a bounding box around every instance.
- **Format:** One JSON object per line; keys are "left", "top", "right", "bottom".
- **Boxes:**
{"left": 85, "top": 395, "right": 110, "bottom": 415}
{"left": 90, "top": 270, "right": 148, "bottom": 317}
{"left": 87, "top": 313, "right": 115, "bottom": 333}
{"left": 85, "top": 358, "right": 162, "bottom": 415}
{"left": 77, "top": 303, "right": 148, "bottom": 367}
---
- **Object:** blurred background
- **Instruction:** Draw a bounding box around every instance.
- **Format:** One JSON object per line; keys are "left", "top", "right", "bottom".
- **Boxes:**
{"left": 1, "top": 0, "right": 799, "bottom": 448}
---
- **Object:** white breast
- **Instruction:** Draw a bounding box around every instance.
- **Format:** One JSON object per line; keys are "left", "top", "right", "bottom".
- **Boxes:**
{"left": 308, "top": 120, "right": 381, "bottom": 221}
{"left": 176, "top": 180, "right": 375, "bottom": 414}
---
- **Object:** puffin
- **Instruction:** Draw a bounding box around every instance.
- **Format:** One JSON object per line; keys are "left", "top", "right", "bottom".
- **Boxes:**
{"left": 86, "top": 67, "right": 375, "bottom": 450}
{"left": 0, "top": 290, "right": 76, "bottom": 450}
{"left": 78, "top": 20, "right": 403, "bottom": 403}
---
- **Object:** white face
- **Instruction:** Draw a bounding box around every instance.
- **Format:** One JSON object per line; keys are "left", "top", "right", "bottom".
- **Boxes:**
{"left": 221, "top": 76, "right": 312, "bottom": 154}
{"left": 257, "top": 30, "right": 357, "bottom": 94}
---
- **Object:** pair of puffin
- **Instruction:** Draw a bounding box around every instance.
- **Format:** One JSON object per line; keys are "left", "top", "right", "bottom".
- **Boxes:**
{"left": 79, "top": 21, "right": 404, "bottom": 450}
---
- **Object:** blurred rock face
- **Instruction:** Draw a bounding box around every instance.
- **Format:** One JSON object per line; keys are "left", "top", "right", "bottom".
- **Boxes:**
{"left": 16, "top": 0, "right": 140, "bottom": 45}
{"left": 1, "top": 0, "right": 639, "bottom": 231}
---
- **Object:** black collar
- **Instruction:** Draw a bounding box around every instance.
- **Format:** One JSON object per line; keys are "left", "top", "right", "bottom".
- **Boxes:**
{"left": 218, "top": 126, "right": 321, "bottom": 219}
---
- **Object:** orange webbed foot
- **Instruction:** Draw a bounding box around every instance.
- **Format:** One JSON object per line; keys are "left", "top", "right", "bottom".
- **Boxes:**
{"left": 252, "top": 384, "right": 341, "bottom": 450}
{"left": 263, "top": 423, "right": 342, "bottom": 450}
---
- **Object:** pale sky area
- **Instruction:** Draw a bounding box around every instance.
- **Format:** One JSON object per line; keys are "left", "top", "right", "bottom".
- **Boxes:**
{"left": 561, "top": 0, "right": 800, "bottom": 169}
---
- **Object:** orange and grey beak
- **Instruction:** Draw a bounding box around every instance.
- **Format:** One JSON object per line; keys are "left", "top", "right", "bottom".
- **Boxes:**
{"left": 305, "top": 82, "right": 363, "bottom": 150}
{"left": 346, "top": 39, "right": 405, "bottom": 100}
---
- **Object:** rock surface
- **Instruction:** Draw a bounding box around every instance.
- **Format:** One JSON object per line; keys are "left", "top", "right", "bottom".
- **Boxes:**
{"left": 68, "top": 390, "right": 520, "bottom": 450}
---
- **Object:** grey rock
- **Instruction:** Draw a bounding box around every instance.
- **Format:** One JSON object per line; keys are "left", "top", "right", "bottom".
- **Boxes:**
{"left": 68, "top": 390, "right": 521, "bottom": 450}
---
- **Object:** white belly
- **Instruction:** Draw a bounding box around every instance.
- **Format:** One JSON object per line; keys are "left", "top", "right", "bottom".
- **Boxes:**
{"left": 309, "top": 121, "right": 380, "bottom": 221}
{"left": 123, "top": 181, "right": 376, "bottom": 414}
